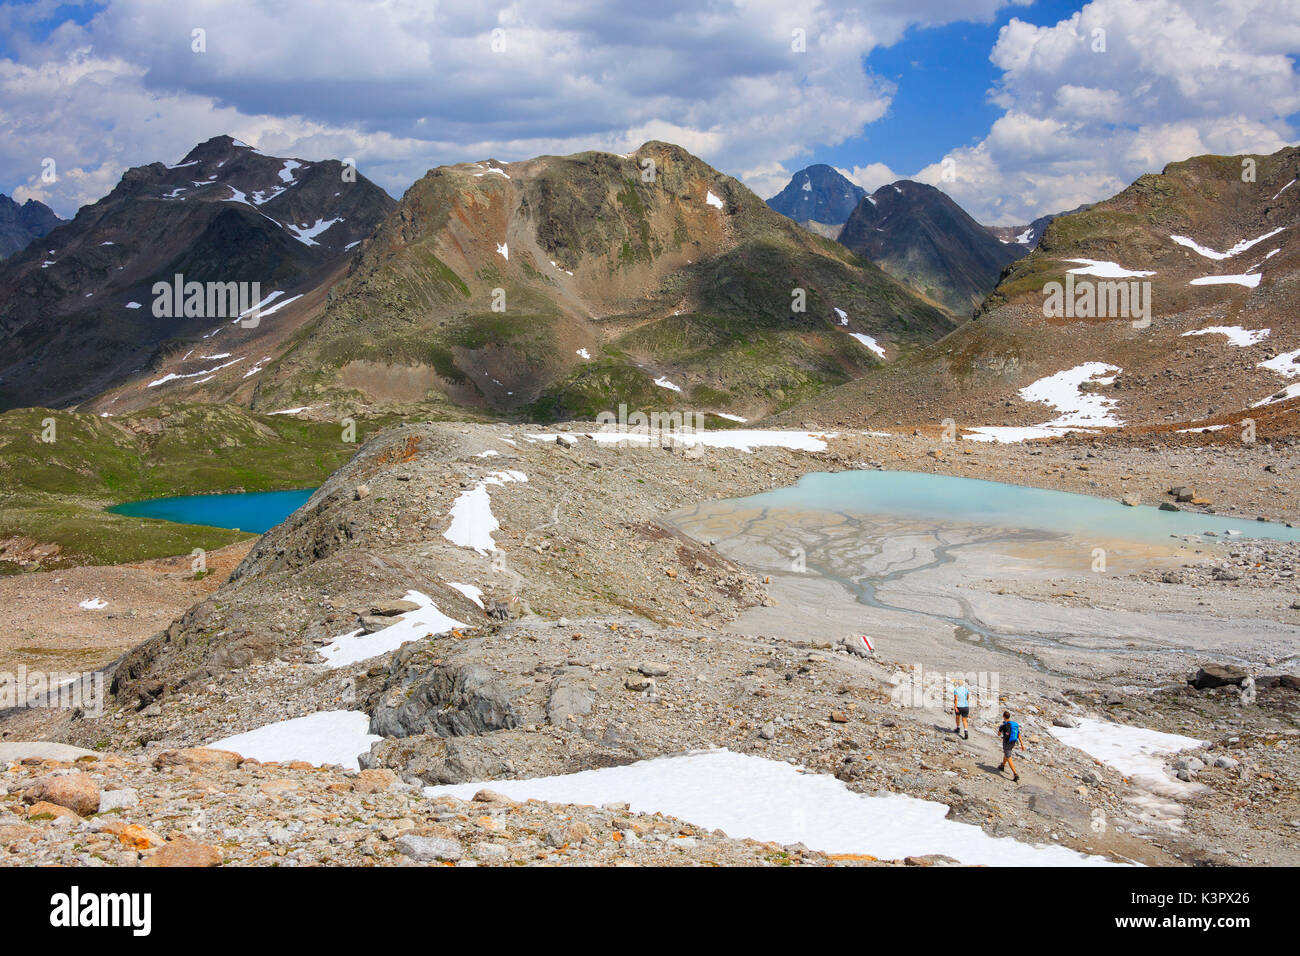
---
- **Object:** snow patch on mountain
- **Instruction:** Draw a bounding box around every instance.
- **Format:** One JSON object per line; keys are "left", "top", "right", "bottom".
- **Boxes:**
{"left": 1182, "top": 326, "right": 1270, "bottom": 347}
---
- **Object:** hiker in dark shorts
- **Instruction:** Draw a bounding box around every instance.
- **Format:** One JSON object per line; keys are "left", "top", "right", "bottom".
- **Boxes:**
{"left": 952, "top": 678, "right": 970, "bottom": 739}
{"left": 997, "top": 710, "right": 1024, "bottom": 782}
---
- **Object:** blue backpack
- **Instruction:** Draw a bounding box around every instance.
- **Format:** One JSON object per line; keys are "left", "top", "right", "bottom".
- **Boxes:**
{"left": 1005, "top": 720, "right": 1020, "bottom": 742}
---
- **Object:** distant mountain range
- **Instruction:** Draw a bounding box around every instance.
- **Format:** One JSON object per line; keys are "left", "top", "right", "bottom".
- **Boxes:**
{"left": 0, "top": 194, "right": 62, "bottom": 259}
{"left": 1, "top": 138, "right": 954, "bottom": 421}
{"left": 246, "top": 142, "right": 952, "bottom": 421}
{"left": 765, "top": 164, "right": 866, "bottom": 234}
{"left": 837, "top": 180, "right": 1024, "bottom": 316}
{"left": 0, "top": 136, "right": 395, "bottom": 410}
{"left": 781, "top": 145, "right": 1300, "bottom": 435}
{"left": 986, "top": 206, "right": 1089, "bottom": 250}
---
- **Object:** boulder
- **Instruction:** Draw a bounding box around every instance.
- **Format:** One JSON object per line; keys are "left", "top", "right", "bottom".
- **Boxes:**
{"left": 353, "top": 769, "right": 398, "bottom": 794}
{"left": 370, "top": 662, "right": 518, "bottom": 738}
{"left": 371, "top": 599, "right": 421, "bottom": 616}
{"left": 1189, "top": 664, "right": 1248, "bottom": 689}
{"left": 0, "top": 742, "right": 100, "bottom": 763}
{"left": 142, "top": 839, "right": 222, "bottom": 867}
{"left": 1023, "top": 785, "right": 1091, "bottom": 824}
{"left": 152, "top": 748, "right": 243, "bottom": 771}
{"left": 396, "top": 834, "right": 463, "bottom": 862}
{"left": 22, "top": 772, "right": 101, "bottom": 816}
{"left": 546, "top": 681, "right": 595, "bottom": 724}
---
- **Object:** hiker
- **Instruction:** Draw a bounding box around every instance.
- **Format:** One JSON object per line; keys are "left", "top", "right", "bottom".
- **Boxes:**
{"left": 997, "top": 710, "right": 1025, "bottom": 782}
{"left": 952, "top": 678, "right": 970, "bottom": 739}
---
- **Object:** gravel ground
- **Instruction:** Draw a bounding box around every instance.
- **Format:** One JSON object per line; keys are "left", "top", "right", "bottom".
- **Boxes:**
{"left": 2, "top": 422, "right": 1297, "bottom": 866}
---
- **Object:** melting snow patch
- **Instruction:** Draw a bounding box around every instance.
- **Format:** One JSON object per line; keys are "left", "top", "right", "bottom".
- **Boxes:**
{"left": 714, "top": 412, "right": 747, "bottom": 422}
{"left": 444, "top": 471, "right": 528, "bottom": 554}
{"left": 234, "top": 292, "right": 302, "bottom": 323}
{"left": 576, "top": 348, "right": 591, "bottom": 360}
{"left": 705, "top": 191, "right": 724, "bottom": 210}
{"left": 148, "top": 357, "right": 244, "bottom": 387}
{"left": 1175, "top": 423, "right": 1229, "bottom": 433}
{"left": 1016, "top": 228, "right": 1034, "bottom": 244}
{"left": 78, "top": 598, "right": 107, "bottom": 610}
{"left": 1050, "top": 717, "right": 1207, "bottom": 828}
{"left": 319, "top": 590, "right": 467, "bottom": 669}
{"left": 1020, "top": 362, "right": 1123, "bottom": 427}
{"left": 278, "top": 159, "right": 301, "bottom": 183}
{"left": 1170, "top": 227, "right": 1285, "bottom": 260}
{"left": 268, "top": 406, "right": 312, "bottom": 416}
{"left": 653, "top": 376, "right": 682, "bottom": 392}
{"left": 962, "top": 426, "right": 1083, "bottom": 443}
{"left": 1181, "top": 326, "right": 1270, "bottom": 347}
{"left": 243, "top": 356, "right": 273, "bottom": 378}
{"left": 125, "top": 301, "right": 142, "bottom": 309}
{"left": 1258, "top": 347, "right": 1300, "bottom": 378}
{"left": 833, "top": 307, "right": 849, "bottom": 326}
{"left": 847, "top": 332, "right": 886, "bottom": 358}
{"left": 208, "top": 711, "right": 381, "bottom": 770}
{"left": 447, "top": 583, "right": 485, "bottom": 608}
{"left": 425, "top": 749, "right": 1119, "bottom": 865}
{"left": 1065, "top": 259, "right": 1155, "bottom": 279}
{"left": 1189, "top": 273, "right": 1261, "bottom": 289}
{"left": 287, "top": 218, "right": 342, "bottom": 246}
{"left": 1253, "top": 382, "right": 1300, "bottom": 407}
{"left": 496, "top": 242, "right": 509, "bottom": 260}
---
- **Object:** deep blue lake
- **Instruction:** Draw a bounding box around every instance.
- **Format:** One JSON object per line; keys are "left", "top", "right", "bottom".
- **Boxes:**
{"left": 109, "top": 488, "right": 316, "bottom": 533}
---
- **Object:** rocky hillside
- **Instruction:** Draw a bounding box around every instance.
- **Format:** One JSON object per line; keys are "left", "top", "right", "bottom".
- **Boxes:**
{"left": 783, "top": 146, "right": 1300, "bottom": 435}
{"left": 0, "top": 194, "right": 62, "bottom": 259}
{"left": 238, "top": 143, "right": 952, "bottom": 422}
{"left": 8, "top": 421, "right": 1294, "bottom": 867}
{"left": 766, "top": 164, "right": 867, "bottom": 233}
{"left": 838, "top": 180, "right": 1025, "bottom": 317}
{"left": 0, "top": 136, "right": 395, "bottom": 411}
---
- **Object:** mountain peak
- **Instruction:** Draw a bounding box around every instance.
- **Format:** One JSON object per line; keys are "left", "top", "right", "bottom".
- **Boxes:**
{"left": 0, "top": 193, "right": 63, "bottom": 260}
{"left": 838, "top": 179, "right": 1024, "bottom": 316}
{"left": 767, "top": 165, "right": 867, "bottom": 227}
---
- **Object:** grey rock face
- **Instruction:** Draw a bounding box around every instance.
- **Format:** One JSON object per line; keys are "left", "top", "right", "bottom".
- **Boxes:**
{"left": 370, "top": 662, "right": 518, "bottom": 739}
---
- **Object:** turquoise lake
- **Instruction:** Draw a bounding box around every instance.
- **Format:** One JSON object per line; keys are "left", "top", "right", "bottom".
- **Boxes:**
{"left": 732, "top": 470, "right": 1300, "bottom": 546}
{"left": 109, "top": 488, "right": 316, "bottom": 533}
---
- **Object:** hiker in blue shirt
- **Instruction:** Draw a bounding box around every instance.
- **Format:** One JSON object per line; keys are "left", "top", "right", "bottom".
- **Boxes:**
{"left": 952, "top": 679, "right": 971, "bottom": 740}
{"left": 997, "top": 710, "right": 1025, "bottom": 782}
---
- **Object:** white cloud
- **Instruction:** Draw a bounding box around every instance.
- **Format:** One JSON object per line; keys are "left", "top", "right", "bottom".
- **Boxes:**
{"left": 0, "top": 0, "right": 1031, "bottom": 215}
{"left": 921, "top": 0, "right": 1300, "bottom": 223}
{"left": 837, "top": 162, "right": 902, "bottom": 193}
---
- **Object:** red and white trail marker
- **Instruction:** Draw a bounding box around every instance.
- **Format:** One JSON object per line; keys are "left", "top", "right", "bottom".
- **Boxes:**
{"left": 857, "top": 635, "right": 874, "bottom": 653}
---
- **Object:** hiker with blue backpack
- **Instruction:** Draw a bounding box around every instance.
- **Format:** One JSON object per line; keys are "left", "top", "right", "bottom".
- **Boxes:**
{"left": 997, "top": 710, "right": 1025, "bottom": 782}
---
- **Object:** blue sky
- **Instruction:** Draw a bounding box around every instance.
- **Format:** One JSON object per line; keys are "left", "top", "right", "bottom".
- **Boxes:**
{"left": 830, "top": 0, "right": 1083, "bottom": 177}
{"left": 1, "top": 0, "right": 1297, "bottom": 224}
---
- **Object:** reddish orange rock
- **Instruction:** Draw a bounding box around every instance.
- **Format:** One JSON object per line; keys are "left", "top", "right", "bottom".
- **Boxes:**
{"left": 22, "top": 772, "right": 101, "bottom": 816}
{"left": 142, "top": 838, "right": 223, "bottom": 867}
{"left": 24, "top": 801, "right": 79, "bottom": 823}
{"left": 152, "top": 748, "right": 242, "bottom": 771}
